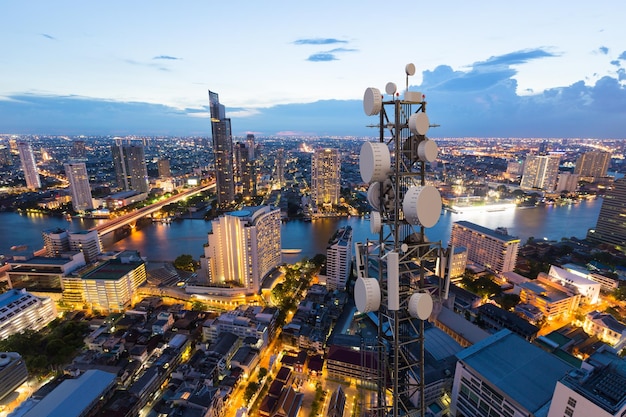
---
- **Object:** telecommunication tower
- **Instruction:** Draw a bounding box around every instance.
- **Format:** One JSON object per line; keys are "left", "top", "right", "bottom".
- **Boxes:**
{"left": 354, "top": 64, "right": 452, "bottom": 417}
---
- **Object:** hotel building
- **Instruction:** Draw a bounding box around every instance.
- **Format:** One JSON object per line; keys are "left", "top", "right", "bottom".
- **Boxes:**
{"left": 64, "top": 161, "right": 94, "bottom": 212}
{"left": 311, "top": 148, "right": 340, "bottom": 208}
{"left": 0, "top": 289, "right": 57, "bottom": 340}
{"left": 42, "top": 228, "right": 102, "bottom": 264}
{"left": 196, "top": 206, "right": 281, "bottom": 295}
{"left": 17, "top": 141, "right": 41, "bottom": 189}
{"left": 520, "top": 154, "right": 560, "bottom": 192}
{"left": 325, "top": 226, "right": 353, "bottom": 291}
{"left": 574, "top": 150, "right": 611, "bottom": 182}
{"left": 450, "top": 221, "right": 519, "bottom": 274}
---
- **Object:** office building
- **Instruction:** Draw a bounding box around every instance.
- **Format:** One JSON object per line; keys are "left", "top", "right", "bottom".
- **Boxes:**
{"left": 574, "top": 151, "right": 611, "bottom": 182}
{"left": 548, "top": 349, "right": 626, "bottom": 417}
{"left": 7, "top": 252, "right": 86, "bottom": 296}
{"left": 556, "top": 172, "right": 579, "bottom": 193}
{"left": 588, "top": 178, "right": 626, "bottom": 249}
{"left": 68, "top": 254, "right": 146, "bottom": 312}
{"left": 234, "top": 142, "right": 254, "bottom": 198}
{"left": 209, "top": 90, "right": 235, "bottom": 206}
{"left": 518, "top": 274, "right": 581, "bottom": 320}
{"left": 326, "top": 226, "right": 353, "bottom": 291}
{"left": 42, "top": 228, "right": 71, "bottom": 257}
{"left": 198, "top": 206, "right": 281, "bottom": 295}
{"left": 64, "top": 162, "right": 94, "bottom": 212}
{"left": 17, "top": 141, "right": 41, "bottom": 189}
{"left": 157, "top": 158, "right": 171, "bottom": 178}
{"left": 451, "top": 329, "right": 573, "bottom": 417}
{"left": 520, "top": 154, "right": 560, "bottom": 191}
{"left": 311, "top": 148, "right": 340, "bottom": 207}
{"left": 0, "top": 289, "right": 57, "bottom": 340}
{"left": 0, "top": 352, "right": 28, "bottom": 402}
{"left": 111, "top": 140, "right": 149, "bottom": 193}
{"left": 68, "top": 230, "right": 102, "bottom": 264}
{"left": 275, "top": 149, "right": 285, "bottom": 188}
{"left": 542, "top": 265, "right": 600, "bottom": 305}
{"left": 450, "top": 221, "right": 520, "bottom": 273}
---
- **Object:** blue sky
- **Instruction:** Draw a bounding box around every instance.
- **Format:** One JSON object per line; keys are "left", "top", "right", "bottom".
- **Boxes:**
{"left": 1, "top": 1, "right": 625, "bottom": 138}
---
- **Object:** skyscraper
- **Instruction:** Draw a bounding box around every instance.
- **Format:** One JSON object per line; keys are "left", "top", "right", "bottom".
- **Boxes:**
{"left": 246, "top": 133, "right": 256, "bottom": 161}
{"left": 64, "top": 162, "right": 94, "bottom": 212}
{"left": 520, "top": 154, "right": 560, "bottom": 191}
{"left": 157, "top": 158, "right": 171, "bottom": 178}
{"left": 198, "top": 206, "right": 281, "bottom": 295}
{"left": 275, "top": 149, "right": 285, "bottom": 188}
{"left": 574, "top": 151, "right": 611, "bottom": 182}
{"left": 311, "top": 148, "right": 340, "bottom": 208}
{"left": 17, "top": 141, "right": 41, "bottom": 189}
{"left": 209, "top": 90, "right": 235, "bottom": 207}
{"left": 70, "top": 140, "right": 87, "bottom": 160}
{"left": 234, "top": 142, "right": 254, "bottom": 198}
{"left": 42, "top": 228, "right": 70, "bottom": 257}
{"left": 326, "top": 226, "right": 353, "bottom": 291}
{"left": 111, "top": 140, "right": 149, "bottom": 193}
{"left": 588, "top": 178, "right": 626, "bottom": 249}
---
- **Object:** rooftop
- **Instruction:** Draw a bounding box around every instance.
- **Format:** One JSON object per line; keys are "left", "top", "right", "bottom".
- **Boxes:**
{"left": 81, "top": 258, "right": 144, "bottom": 281}
{"left": 454, "top": 220, "right": 520, "bottom": 242}
{"left": 457, "top": 329, "right": 573, "bottom": 414}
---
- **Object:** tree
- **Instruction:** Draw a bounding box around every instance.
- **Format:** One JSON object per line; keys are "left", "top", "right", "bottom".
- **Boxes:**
{"left": 174, "top": 254, "right": 197, "bottom": 272}
{"left": 244, "top": 382, "right": 259, "bottom": 403}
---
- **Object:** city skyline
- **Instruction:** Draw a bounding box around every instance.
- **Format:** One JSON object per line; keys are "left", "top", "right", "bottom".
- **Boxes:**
{"left": 1, "top": 1, "right": 625, "bottom": 138}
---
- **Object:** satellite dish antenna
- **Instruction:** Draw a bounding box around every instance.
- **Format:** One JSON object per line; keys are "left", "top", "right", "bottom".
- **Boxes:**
{"left": 385, "top": 82, "right": 397, "bottom": 96}
{"left": 405, "top": 63, "right": 416, "bottom": 91}
{"left": 363, "top": 87, "right": 382, "bottom": 116}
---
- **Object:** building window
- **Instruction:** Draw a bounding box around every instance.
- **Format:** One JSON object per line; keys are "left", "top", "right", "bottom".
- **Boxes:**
{"left": 564, "top": 406, "right": 574, "bottom": 417}
{"left": 567, "top": 397, "right": 577, "bottom": 408}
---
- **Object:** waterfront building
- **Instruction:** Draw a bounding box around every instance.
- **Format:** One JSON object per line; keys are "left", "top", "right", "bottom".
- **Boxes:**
{"left": 450, "top": 221, "right": 519, "bottom": 274}
{"left": 556, "top": 172, "right": 579, "bottom": 193}
{"left": 17, "top": 141, "right": 41, "bottom": 189}
{"left": 197, "top": 206, "right": 281, "bottom": 295}
{"left": 0, "top": 289, "right": 57, "bottom": 340}
{"left": 0, "top": 352, "right": 28, "bottom": 402}
{"left": 234, "top": 142, "right": 254, "bottom": 198}
{"left": 311, "top": 148, "right": 340, "bottom": 208}
{"left": 450, "top": 329, "right": 573, "bottom": 417}
{"left": 7, "top": 252, "right": 86, "bottom": 296}
{"left": 209, "top": 90, "right": 235, "bottom": 207}
{"left": 520, "top": 154, "right": 560, "bottom": 192}
{"left": 42, "top": 227, "right": 70, "bottom": 257}
{"left": 68, "top": 230, "right": 102, "bottom": 264}
{"left": 64, "top": 162, "right": 94, "bottom": 212}
{"left": 157, "top": 158, "right": 171, "bottom": 178}
{"left": 548, "top": 349, "right": 626, "bottom": 417}
{"left": 325, "top": 226, "right": 353, "bottom": 291}
{"left": 574, "top": 150, "right": 611, "bottom": 182}
{"left": 68, "top": 254, "right": 146, "bottom": 312}
{"left": 588, "top": 178, "right": 626, "bottom": 250}
{"left": 111, "top": 140, "right": 149, "bottom": 193}
{"left": 518, "top": 275, "right": 581, "bottom": 321}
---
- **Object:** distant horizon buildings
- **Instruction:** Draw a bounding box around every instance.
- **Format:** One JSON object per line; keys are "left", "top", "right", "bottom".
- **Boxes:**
{"left": 209, "top": 90, "right": 235, "bottom": 207}
{"left": 588, "top": 177, "right": 626, "bottom": 250}
{"left": 311, "top": 148, "right": 340, "bottom": 208}
{"left": 64, "top": 161, "right": 94, "bottom": 212}
{"left": 196, "top": 206, "right": 281, "bottom": 295}
{"left": 520, "top": 154, "right": 560, "bottom": 192}
{"left": 111, "top": 140, "right": 149, "bottom": 194}
{"left": 17, "top": 141, "right": 41, "bottom": 189}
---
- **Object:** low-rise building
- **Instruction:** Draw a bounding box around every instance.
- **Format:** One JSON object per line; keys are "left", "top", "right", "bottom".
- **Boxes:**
{"left": 0, "top": 352, "right": 28, "bottom": 402}
{"left": 519, "top": 276, "right": 581, "bottom": 321}
{"left": 0, "top": 289, "right": 57, "bottom": 340}
{"left": 583, "top": 310, "right": 626, "bottom": 350}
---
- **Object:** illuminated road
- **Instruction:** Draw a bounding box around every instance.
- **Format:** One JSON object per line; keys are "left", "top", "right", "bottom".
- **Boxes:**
{"left": 91, "top": 182, "right": 215, "bottom": 236}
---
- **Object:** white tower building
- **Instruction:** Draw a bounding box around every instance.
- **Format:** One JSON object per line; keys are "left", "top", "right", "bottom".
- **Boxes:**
{"left": 17, "top": 141, "right": 41, "bottom": 189}
{"left": 64, "top": 162, "right": 94, "bottom": 212}
{"left": 326, "top": 226, "right": 353, "bottom": 291}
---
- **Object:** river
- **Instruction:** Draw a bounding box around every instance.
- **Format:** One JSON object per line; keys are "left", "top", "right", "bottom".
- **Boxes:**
{"left": 0, "top": 197, "right": 604, "bottom": 263}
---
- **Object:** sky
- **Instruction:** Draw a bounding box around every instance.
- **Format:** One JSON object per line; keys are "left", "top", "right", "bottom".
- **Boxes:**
{"left": 1, "top": 1, "right": 625, "bottom": 138}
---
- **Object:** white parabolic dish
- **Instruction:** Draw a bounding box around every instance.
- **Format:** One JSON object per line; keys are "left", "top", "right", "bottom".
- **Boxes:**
{"left": 359, "top": 142, "right": 391, "bottom": 183}
{"left": 363, "top": 87, "right": 382, "bottom": 116}
{"left": 402, "top": 185, "right": 442, "bottom": 228}
{"left": 355, "top": 277, "right": 381, "bottom": 314}
{"left": 408, "top": 292, "right": 433, "bottom": 320}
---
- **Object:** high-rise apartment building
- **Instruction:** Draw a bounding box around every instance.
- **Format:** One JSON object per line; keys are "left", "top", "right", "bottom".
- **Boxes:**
{"left": 70, "top": 140, "right": 87, "bottom": 159}
{"left": 246, "top": 133, "right": 256, "bottom": 161}
{"left": 234, "top": 142, "right": 254, "bottom": 198}
{"left": 64, "top": 162, "right": 94, "bottom": 212}
{"left": 68, "top": 230, "right": 102, "bottom": 264}
{"left": 111, "top": 140, "right": 149, "bottom": 193}
{"left": 17, "top": 141, "right": 41, "bottom": 189}
{"left": 556, "top": 172, "right": 579, "bottom": 193}
{"left": 311, "top": 148, "right": 340, "bottom": 207}
{"left": 520, "top": 154, "right": 560, "bottom": 191}
{"left": 198, "top": 206, "right": 281, "bottom": 295}
{"left": 574, "top": 151, "right": 611, "bottom": 182}
{"left": 450, "top": 221, "right": 520, "bottom": 273}
{"left": 42, "top": 228, "right": 70, "bottom": 257}
{"left": 275, "top": 149, "right": 285, "bottom": 188}
{"left": 588, "top": 178, "right": 626, "bottom": 249}
{"left": 326, "top": 226, "right": 353, "bottom": 291}
{"left": 0, "top": 289, "right": 57, "bottom": 340}
{"left": 157, "top": 158, "right": 171, "bottom": 178}
{"left": 209, "top": 90, "right": 235, "bottom": 207}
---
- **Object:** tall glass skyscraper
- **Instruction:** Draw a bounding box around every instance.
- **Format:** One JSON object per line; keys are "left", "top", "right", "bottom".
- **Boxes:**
{"left": 111, "top": 140, "right": 149, "bottom": 193}
{"left": 64, "top": 162, "right": 94, "bottom": 212}
{"left": 588, "top": 178, "right": 626, "bottom": 249}
{"left": 311, "top": 148, "right": 341, "bottom": 207}
{"left": 17, "top": 141, "right": 41, "bottom": 189}
{"left": 209, "top": 90, "right": 235, "bottom": 207}
{"left": 520, "top": 154, "right": 560, "bottom": 191}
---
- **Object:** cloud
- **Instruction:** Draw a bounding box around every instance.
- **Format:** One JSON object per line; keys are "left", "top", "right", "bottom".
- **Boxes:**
{"left": 40, "top": 33, "right": 55, "bottom": 40}
{"left": 611, "top": 60, "right": 621, "bottom": 67}
{"left": 619, "top": 51, "right": 626, "bottom": 60}
{"left": 293, "top": 38, "right": 347, "bottom": 45}
{"left": 153, "top": 55, "right": 181, "bottom": 60}
{"left": 307, "top": 53, "right": 337, "bottom": 62}
{"left": 598, "top": 46, "right": 609, "bottom": 54}
{"left": 473, "top": 48, "right": 558, "bottom": 69}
